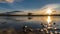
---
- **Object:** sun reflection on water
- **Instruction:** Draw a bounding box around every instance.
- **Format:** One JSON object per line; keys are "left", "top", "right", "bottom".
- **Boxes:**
{"left": 47, "top": 16, "right": 52, "bottom": 24}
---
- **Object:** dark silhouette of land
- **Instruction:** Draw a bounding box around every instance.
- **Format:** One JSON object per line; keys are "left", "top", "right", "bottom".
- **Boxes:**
{"left": 0, "top": 14, "right": 60, "bottom": 16}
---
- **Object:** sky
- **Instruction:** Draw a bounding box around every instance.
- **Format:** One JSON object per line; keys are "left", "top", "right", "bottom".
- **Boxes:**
{"left": 0, "top": 0, "right": 60, "bottom": 13}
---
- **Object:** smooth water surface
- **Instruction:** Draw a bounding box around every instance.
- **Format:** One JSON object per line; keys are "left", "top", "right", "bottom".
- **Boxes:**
{"left": 0, "top": 16, "right": 60, "bottom": 30}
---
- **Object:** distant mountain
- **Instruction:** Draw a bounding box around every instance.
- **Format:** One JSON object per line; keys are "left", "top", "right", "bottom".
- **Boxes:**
{"left": 7, "top": 11, "right": 23, "bottom": 13}
{"left": 3, "top": 11, "right": 28, "bottom": 15}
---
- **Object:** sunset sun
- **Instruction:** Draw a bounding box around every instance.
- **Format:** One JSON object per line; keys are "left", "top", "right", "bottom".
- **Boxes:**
{"left": 46, "top": 8, "right": 52, "bottom": 15}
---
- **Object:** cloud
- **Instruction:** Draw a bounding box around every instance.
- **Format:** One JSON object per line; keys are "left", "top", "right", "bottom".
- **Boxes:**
{"left": 6, "top": 0, "right": 14, "bottom": 3}
{"left": 0, "top": 0, "right": 24, "bottom": 3}
{"left": 24, "top": 4, "right": 60, "bottom": 14}
{"left": 39, "top": 4, "right": 60, "bottom": 13}
{"left": 0, "top": 0, "right": 14, "bottom": 3}
{"left": 42, "top": 4, "right": 60, "bottom": 10}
